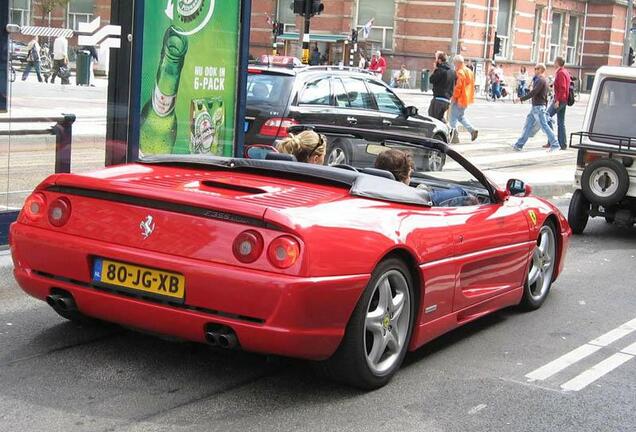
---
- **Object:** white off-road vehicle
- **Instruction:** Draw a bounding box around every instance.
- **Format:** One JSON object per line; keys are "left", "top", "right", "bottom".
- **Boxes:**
{"left": 568, "top": 66, "right": 636, "bottom": 234}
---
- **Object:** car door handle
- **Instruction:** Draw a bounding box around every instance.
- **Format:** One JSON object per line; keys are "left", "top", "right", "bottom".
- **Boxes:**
{"left": 382, "top": 119, "right": 392, "bottom": 126}
{"left": 347, "top": 117, "right": 358, "bottom": 125}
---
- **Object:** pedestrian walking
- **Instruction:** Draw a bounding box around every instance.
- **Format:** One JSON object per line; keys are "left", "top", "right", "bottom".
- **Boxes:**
{"left": 515, "top": 66, "right": 529, "bottom": 100}
{"left": 512, "top": 63, "right": 560, "bottom": 152}
{"left": 369, "top": 50, "right": 386, "bottom": 80}
{"left": 87, "top": 45, "right": 99, "bottom": 86}
{"left": 358, "top": 53, "right": 366, "bottom": 69}
{"left": 449, "top": 55, "right": 479, "bottom": 142}
{"left": 428, "top": 51, "right": 455, "bottom": 122}
{"left": 488, "top": 62, "right": 503, "bottom": 101}
{"left": 310, "top": 46, "right": 321, "bottom": 66}
{"left": 50, "top": 35, "right": 69, "bottom": 84}
{"left": 545, "top": 56, "right": 571, "bottom": 150}
{"left": 21, "top": 36, "right": 43, "bottom": 82}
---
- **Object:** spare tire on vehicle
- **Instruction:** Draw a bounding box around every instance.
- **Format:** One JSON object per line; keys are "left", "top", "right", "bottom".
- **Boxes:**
{"left": 580, "top": 158, "right": 629, "bottom": 207}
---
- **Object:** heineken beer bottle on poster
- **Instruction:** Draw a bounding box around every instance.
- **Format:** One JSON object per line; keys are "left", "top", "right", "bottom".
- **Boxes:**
{"left": 139, "top": 27, "right": 189, "bottom": 154}
{"left": 207, "top": 98, "right": 225, "bottom": 156}
{"left": 172, "top": 0, "right": 215, "bottom": 34}
{"left": 189, "top": 99, "right": 214, "bottom": 154}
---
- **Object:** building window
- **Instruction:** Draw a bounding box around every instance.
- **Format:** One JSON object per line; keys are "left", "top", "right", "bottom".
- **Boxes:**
{"left": 531, "top": 7, "right": 543, "bottom": 62}
{"left": 549, "top": 12, "right": 563, "bottom": 63}
{"left": 496, "top": 0, "right": 514, "bottom": 59}
{"left": 10, "top": 0, "right": 31, "bottom": 26}
{"left": 68, "top": 0, "right": 94, "bottom": 31}
{"left": 566, "top": 15, "right": 579, "bottom": 65}
{"left": 277, "top": 0, "right": 297, "bottom": 33}
{"left": 357, "top": 0, "right": 395, "bottom": 51}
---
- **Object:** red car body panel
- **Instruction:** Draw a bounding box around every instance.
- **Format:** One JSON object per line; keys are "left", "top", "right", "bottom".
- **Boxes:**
{"left": 10, "top": 163, "right": 571, "bottom": 361}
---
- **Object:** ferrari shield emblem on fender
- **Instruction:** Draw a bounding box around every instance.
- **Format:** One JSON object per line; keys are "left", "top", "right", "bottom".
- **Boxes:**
{"left": 528, "top": 210, "right": 538, "bottom": 227}
{"left": 140, "top": 215, "right": 156, "bottom": 239}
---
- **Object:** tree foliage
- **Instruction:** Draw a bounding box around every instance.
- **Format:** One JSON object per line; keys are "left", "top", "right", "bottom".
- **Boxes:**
{"left": 38, "top": 0, "right": 72, "bottom": 17}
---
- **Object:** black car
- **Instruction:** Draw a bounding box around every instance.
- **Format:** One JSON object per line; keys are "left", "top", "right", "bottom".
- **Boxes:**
{"left": 245, "top": 65, "right": 450, "bottom": 171}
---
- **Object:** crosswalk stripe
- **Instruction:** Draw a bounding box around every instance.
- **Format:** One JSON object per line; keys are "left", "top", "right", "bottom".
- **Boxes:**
{"left": 525, "top": 344, "right": 602, "bottom": 381}
{"left": 525, "top": 317, "right": 636, "bottom": 383}
{"left": 621, "top": 341, "right": 636, "bottom": 356}
{"left": 560, "top": 353, "right": 634, "bottom": 392}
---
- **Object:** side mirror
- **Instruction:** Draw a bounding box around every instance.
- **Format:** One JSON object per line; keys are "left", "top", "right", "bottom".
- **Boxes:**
{"left": 506, "top": 178, "right": 532, "bottom": 197}
{"left": 404, "top": 106, "right": 419, "bottom": 118}
{"left": 245, "top": 145, "right": 278, "bottom": 160}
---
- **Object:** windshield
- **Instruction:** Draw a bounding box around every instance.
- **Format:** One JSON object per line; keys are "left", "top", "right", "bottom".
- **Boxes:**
{"left": 591, "top": 79, "right": 636, "bottom": 139}
{"left": 246, "top": 73, "right": 294, "bottom": 108}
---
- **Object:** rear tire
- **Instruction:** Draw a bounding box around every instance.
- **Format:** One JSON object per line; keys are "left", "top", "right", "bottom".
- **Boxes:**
{"left": 326, "top": 140, "right": 352, "bottom": 166}
{"left": 317, "top": 258, "right": 415, "bottom": 390}
{"left": 568, "top": 190, "right": 590, "bottom": 235}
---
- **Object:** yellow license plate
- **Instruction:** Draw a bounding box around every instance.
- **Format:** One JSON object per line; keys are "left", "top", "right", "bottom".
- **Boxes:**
{"left": 92, "top": 258, "right": 185, "bottom": 301}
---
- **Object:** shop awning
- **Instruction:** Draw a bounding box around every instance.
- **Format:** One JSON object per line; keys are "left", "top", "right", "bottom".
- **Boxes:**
{"left": 277, "top": 33, "right": 349, "bottom": 43}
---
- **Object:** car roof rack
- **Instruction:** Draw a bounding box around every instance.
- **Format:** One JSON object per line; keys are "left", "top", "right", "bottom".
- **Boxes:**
{"left": 300, "top": 65, "right": 377, "bottom": 76}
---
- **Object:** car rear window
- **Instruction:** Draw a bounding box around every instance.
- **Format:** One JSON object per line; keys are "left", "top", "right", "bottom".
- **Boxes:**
{"left": 247, "top": 73, "right": 294, "bottom": 107}
{"left": 591, "top": 79, "right": 636, "bottom": 139}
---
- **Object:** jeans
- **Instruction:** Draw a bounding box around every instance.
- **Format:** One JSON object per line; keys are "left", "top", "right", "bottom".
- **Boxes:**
{"left": 22, "top": 61, "right": 43, "bottom": 82}
{"left": 491, "top": 82, "right": 501, "bottom": 99}
{"left": 431, "top": 187, "right": 468, "bottom": 206}
{"left": 547, "top": 102, "right": 567, "bottom": 149}
{"left": 514, "top": 105, "right": 559, "bottom": 149}
{"left": 449, "top": 103, "right": 475, "bottom": 134}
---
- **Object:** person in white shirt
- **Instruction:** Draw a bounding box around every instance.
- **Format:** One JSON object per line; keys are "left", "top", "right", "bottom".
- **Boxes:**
{"left": 50, "top": 36, "right": 68, "bottom": 84}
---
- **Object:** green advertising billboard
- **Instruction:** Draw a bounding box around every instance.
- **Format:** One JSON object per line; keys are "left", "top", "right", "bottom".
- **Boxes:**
{"left": 139, "top": 0, "right": 241, "bottom": 157}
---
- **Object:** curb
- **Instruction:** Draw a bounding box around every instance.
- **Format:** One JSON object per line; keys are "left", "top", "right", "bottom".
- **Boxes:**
{"left": 528, "top": 182, "right": 573, "bottom": 199}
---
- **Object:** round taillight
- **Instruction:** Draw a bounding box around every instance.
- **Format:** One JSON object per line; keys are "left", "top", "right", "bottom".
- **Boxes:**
{"left": 23, "top": 192, "right": 47, "bottom": 221}
{"left": 232, "top": 230, "right": 264, "bottom": 263}
{"left": 48, "top": 197, "right": 72, "bottom": 227}
{"left": 267, "top": 236, "right": 300, "bottom": 269}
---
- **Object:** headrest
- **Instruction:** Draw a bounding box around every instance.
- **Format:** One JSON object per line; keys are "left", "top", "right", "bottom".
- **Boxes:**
{"left": 265, "top": 152, "right": 297, "bottom": 162}
{"left": 360, "top": 167, "right": 396, "bottom": 180}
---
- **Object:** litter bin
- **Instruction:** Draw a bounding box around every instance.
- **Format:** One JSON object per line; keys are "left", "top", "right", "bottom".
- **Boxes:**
{"left": 420, "top": 69, "right": 430, "bottom": 92}
{"left": 76, "top": 50, "right": 91, "bottom": 86}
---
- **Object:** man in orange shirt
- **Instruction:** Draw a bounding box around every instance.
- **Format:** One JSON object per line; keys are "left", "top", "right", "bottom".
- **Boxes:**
{"left": 449, "top": 55, "right": 479, "bottom": 142}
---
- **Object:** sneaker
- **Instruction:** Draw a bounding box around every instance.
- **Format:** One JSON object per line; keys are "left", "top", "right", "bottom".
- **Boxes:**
{"left": 542, "top": 143, "right": 550, "bottom": 148}
{"left": 471, "top": 130, "right": 479, "bottom": 142}
{"left": 546, "top": 147, "right": 561, "bottom": 153}
{"left": 511, "top": 144, "right": 522, "bottom": 152}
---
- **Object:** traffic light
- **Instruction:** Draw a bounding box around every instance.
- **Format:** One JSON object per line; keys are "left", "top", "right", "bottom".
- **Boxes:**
{"left": 629, "top": 47, "right": 635, "bottom": 67}
{"left": 273, "top": 22, "right": 284, "bottom": 37}
{"left": 310, "top": 0, "right": 324, "bottom": 16}
{"left": 292, "top": 0, "right": 304, "bottom": 15}
{"left": 351, "top": 29, "right": 358, "bottom": 44}
{"left": 493, "top": 33, "right": 502, "bottom": 57}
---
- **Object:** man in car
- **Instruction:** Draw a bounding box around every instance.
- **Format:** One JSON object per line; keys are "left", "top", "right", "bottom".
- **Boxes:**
{"left": 428, "top": 51, "right": 455, "bottom": 122}
{"left": 374, "top": 149, "right": 475, "bottom": 207}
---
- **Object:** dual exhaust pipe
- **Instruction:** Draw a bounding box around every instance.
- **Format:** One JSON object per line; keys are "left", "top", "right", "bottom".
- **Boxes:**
{"left": 46, "top": 292, "right": 78, "bottom": 313}
{"left": 205, "top": 324, "right": 239, "bottom": 349}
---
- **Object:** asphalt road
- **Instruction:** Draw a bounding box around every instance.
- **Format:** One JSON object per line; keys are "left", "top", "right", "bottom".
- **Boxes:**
{"left": 0, "top": 202, "right": 634, "bottom": 432}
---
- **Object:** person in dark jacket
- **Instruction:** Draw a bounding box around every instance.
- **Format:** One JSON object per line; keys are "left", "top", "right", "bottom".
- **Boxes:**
{"left": 512, "top": 63, "right": 560, "bottom": 152}
{"left": 310, "top": 46, "right": 321, "bottom": 66}
{"left": 428, "top": 51, "right": 455, "bottom": 122}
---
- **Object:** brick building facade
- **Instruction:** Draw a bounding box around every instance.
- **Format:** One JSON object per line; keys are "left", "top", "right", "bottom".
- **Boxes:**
{"left": 250, "top": 0, "right": 636, "bottom": 90}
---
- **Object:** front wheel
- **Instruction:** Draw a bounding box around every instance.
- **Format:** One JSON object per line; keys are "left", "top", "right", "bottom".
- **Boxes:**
{"left": 520, "top": 222, "right": 557, "bottom": 311}
{"left": 318, "top": 258, "right": 415, "bottom": 389}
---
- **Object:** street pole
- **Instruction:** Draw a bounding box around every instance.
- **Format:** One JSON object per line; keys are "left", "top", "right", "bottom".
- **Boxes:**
{"left": 623, "top": 0, "right": 634, "bottom": 65}
{"left": 301, "top": 0, "right": 312, "bottom": 65}
{"left": 451, "top": 0, "right": 462, "bottom": 55}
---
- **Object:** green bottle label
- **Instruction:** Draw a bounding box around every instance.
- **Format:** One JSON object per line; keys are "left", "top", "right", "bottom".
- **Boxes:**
{"left": 152, "top": 86, "right": 177, "bottom": 117}
{"left": 177, "top": 0, "right": 204, "bottom": 21}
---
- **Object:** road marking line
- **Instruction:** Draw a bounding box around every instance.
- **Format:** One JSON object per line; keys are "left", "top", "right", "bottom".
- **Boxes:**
{"left": 588, "top": 318, "right": 636, "bottom": 347}
{"left": 525, "top": 317, "right": 636, "bottom": 382}
{"left": 525, "top": 344, "right": 602, "bottom": 381}
{"left": 621, "top": 341, "right": 636, "bottom": 356}
{"left": 560, "top": 353, "right": 634, "bottom": 392}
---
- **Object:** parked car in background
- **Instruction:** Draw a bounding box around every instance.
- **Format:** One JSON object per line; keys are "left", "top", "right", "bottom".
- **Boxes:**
{"left": 568, "top": 66, "right": 636, "bottom": 233}
{"left": 245, "top": 65, "right": 450, "bottom": 171}
{"left": 9, "top": 40, "right": 28, "bottom": 63}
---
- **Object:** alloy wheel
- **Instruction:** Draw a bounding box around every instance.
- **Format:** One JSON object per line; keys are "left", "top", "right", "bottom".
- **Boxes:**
{"left": 527, "top": 225, "right": 556, "bottom": 301}
{"left": 364, "top": 270, "right": 411, "bottom": 375}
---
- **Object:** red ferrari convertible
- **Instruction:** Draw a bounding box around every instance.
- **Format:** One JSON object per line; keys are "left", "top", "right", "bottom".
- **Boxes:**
{"left": 10, "top": 126, "right": 570, "bottom": 389}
